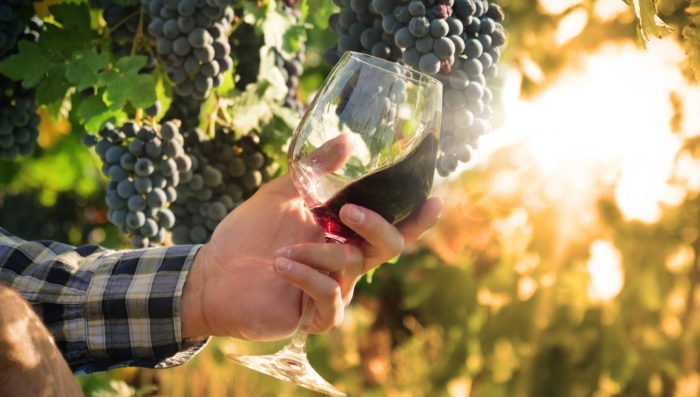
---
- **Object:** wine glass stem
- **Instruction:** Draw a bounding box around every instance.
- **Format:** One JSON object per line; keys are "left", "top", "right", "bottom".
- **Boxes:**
{"left": 287, "top": 292, "right": 315, "bottom": 354}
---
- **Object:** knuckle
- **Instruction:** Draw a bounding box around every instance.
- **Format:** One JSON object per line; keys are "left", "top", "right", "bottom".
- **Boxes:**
{"left": 320, "top": 283, "right": 343, "bottom": 302}
{"left": 328, "top": 285, "right": 343, "bottom": 302}
{"left": 331, "top": 311, "right": 345, "bottom": 330}
{"left": 348, "top": 246, "right": 364, "bottom": 266}
{"left": 389, "top": 233, "right": 405, "bottom": 255}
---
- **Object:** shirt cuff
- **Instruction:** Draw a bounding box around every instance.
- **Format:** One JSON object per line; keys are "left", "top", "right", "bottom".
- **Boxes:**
{"left": 73, "top": 244, "right": 210, "bottom": 373}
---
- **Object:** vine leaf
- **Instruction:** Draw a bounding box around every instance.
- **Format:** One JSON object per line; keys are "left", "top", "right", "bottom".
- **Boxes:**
{"left": 0, "top": 41, "right": 53, "bottom": 87}
{"left": 77, "top": 96, "right": 127, "bottom": 133}
{"left": 261, "top": 7, "right": 307, "bottom": 57}
{"left": 99, "top": 55, "right": 156, "bottom": 109}
{"left": 39, "top": 5, "right": 93, "bottom": 59}
{"left": 65, "top": 50, "right": 110, "bottom": 91}
{"left": 36, "top": 66, "right": 72, "bottom": 113}
{"left": 628, "top": 0, "right": 672, "bottom": 48}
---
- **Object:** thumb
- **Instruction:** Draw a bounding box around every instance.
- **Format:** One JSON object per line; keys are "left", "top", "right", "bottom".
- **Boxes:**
{"left": 267, "top": 134, "right": 356, "bottom": 198}
{"left": 304, "top": 133, "right": 355, "bottom": 173}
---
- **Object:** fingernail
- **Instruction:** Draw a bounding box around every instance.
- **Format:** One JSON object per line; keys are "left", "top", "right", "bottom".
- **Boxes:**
{"left": 274, "top": 257, "right": 293, "bottom": 272}
{"left": 275, "top": 247, "right": 291, "bottom": 258}
{"left": 345, "top": 205, "right": 365, "bottom": 224}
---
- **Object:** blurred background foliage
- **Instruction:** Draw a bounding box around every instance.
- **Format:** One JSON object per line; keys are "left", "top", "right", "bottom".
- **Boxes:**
{"left": 2, "top": 0, "right": 700, "bottom": 396}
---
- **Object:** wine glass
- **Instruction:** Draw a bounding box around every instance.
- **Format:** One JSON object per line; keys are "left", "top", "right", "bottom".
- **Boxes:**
{"left": 228, "top": 51, "right": 443, "bottom": 396}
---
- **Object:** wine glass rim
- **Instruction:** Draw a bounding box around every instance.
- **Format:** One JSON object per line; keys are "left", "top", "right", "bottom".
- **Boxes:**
{"left": 344, "top": 51, "right": 443, "bottom": 88}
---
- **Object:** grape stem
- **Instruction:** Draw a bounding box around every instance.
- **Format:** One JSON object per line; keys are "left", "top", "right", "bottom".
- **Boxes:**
{"left": 132, "top": 7, "right": 146, "bottom": 57}
{"left": 204, "top": 97, "right": 235, "bottom": 138}
{"left": 102, "top": 10, "right": 140, "bottom": 41}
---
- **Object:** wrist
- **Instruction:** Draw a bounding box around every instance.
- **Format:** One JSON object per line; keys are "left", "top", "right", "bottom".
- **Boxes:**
{"left": 181, "top": 244, "right": 210, "bottom": 339}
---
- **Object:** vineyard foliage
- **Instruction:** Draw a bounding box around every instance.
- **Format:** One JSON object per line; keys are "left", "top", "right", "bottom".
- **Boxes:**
{"left": 2, "top": 0, "right": 700, "bottom": 396}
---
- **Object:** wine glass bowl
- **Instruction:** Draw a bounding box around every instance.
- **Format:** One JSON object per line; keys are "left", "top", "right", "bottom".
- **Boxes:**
{"left": 289, "top": 51, "right": 443, "bottom": 243}
{"left": 228, "top": 51, "right": 442, "bottom": 396}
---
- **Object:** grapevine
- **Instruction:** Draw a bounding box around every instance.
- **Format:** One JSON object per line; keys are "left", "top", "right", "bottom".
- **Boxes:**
{"left": 325, "top": 0, "right": 507, "bottom": 176}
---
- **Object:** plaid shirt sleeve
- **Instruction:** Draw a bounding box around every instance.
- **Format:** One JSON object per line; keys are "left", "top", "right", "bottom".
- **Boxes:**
{"left": 0, "top": 227, "right": 210, "bottom": 374}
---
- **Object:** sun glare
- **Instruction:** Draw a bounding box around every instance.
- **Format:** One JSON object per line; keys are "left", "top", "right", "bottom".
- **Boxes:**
{"left": 586, "top": 240, "right": 624, "bottom": 302}
{"left": 477, "top": 39, "right": 694, "bottom": 224}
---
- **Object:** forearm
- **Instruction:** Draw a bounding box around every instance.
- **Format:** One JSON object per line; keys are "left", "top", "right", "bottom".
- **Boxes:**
{"left": 0, "top": 228, "right": 209, "bottom": 373}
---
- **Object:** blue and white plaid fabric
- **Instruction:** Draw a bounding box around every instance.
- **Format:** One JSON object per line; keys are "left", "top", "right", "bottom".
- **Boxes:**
{"left": 0, "top": 227, "right": 209, "bottom": 373}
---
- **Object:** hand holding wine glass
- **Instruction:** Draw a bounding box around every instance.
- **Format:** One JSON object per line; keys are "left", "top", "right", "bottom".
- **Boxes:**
{"left": 225, "top": 52, "right": 443, "bottom": 395}
{"left": 182, "top": 138, "right": 442, "bottom": 341}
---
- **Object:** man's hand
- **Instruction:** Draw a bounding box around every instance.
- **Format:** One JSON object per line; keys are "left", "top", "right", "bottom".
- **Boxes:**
{"left": 180, "top": 137, "right": 442, "bottom": 341}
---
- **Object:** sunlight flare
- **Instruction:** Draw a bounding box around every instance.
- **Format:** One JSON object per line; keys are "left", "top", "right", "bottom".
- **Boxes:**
{"left": 478, "top": 39, "right": 689, "bottom": 224}
{"left": 586, "top": 240, "right": 624, "bottom": 302}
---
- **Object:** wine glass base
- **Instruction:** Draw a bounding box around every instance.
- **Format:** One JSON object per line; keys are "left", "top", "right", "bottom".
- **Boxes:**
{"left": 228, "top": 349, "right": 347, "bottom": 397}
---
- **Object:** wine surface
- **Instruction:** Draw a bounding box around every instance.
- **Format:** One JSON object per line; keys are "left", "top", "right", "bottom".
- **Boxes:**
{"left": 311, "top": 131, "right": 438, "bottom": 240}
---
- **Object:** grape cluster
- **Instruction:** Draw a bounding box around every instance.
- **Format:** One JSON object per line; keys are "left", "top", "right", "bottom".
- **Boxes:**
{"left": 163, "top": 93, "right": 203, "bottom": 131}
{"left": 171, "top": 128, "right": 271, "bottom": 244}
{"left": 143, "top": 0, "right": 234, "bottom": 100}
{"left": 0, "top": 77, "right": 40, "bottom": 160}
{"left": 433, "top": 0, "right": 505, "bottom": 175}
{"left": 84, "top": 120, "right": 192, "bottom": 248}
{"left": 230, "top": 20, "right": 263, "bottom": 91}
{"left": 324, "top": 0, "right": 402, "bottom": 65}
{"left": 274, "top": 47, "right": 305, "bottom": 113}
{"left": 0, "top": 0, "right": 32, "bottom": 58}
{"left": 0, "top": 12, "right": 41, "bottom": 161}
{"left": 325, "top": 0, "right": 506, "bottom": 176}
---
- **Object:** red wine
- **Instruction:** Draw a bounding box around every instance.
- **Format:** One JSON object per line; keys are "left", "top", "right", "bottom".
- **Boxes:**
{"left": 310, "top": 131, "right": 439, "bottom": 240}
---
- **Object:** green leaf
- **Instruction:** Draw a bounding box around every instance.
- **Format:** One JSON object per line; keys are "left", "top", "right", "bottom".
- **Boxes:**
{"left": 299, "top": 0, "right": 310, "bottom": 21}
{"left": 0, "top": 41, "right": 52, "bottom": 87}
{"left": 65, "top": 50, "right": 110, "bottom": 91}
{"left": 262, "top": 9, "right": 299, "bottom": 58}
{"left": 306, "top": 0, "right": 335, "bottom": 30}
{"left": 36, "top": 65, "right": 72, "bottom": 105}
{"left": 105, "top": 73, "right": 156, "bottom": 109}
{"left": 77, "top": 96, "right": 127, "bottom": 133}
{"left": 256, "top": 46, "right": 289, "bottom": 101}
{"left": 49, "top": 3, "right": 93, "bottom": 38}
{"left": 39, "top": 15, "right": 92, "bottom": 59}
{"left": 283, "top": 24, "right": 307, "bottom": 55}
{"left": 114, "top": 55, "right": 148, "bottom": 74}
{"left": 229, "top": 80, "right": 276, "bottom": 133}
{"left": 99, "top": 56, "right": 156, "bottom": 109}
